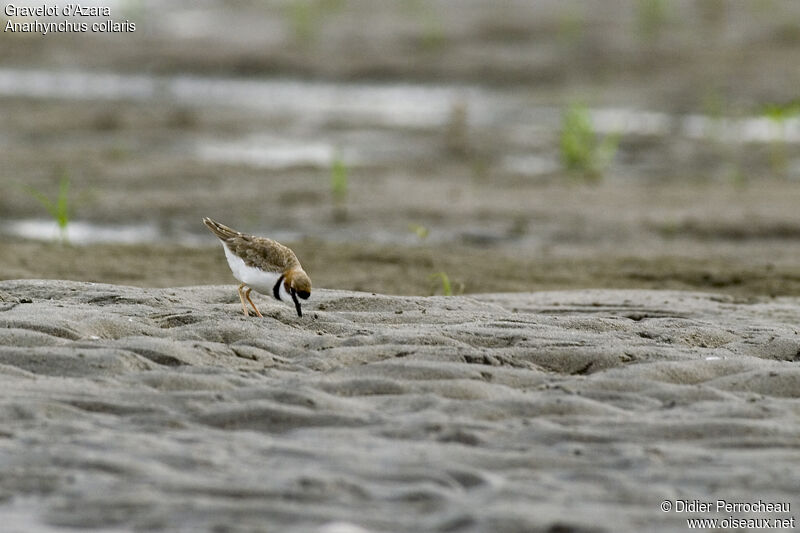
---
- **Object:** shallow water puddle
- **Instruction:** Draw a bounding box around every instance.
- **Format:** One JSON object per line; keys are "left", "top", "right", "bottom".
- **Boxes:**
{"left": 4, "top": 219, "right": 164, "bottom": 245}
{"left": 1, "top": 218, "right": 301, "bottom": 245}
{"left": 0, "top": 68, "right": 478, "bottom": 128}
{"left": 3, "top": 67, "right": 799, "bottom": 181}
{"left": 196, "top": 137, "right": 339, "bottom": 169}
{"left": 2, "top": 68, "right": 798, "bottom": 144}
{"left": 1, "top": 217, "right": 518, "bottom": 248}
{"left": 194, "top": 131, "right": 438, "bottom": 169}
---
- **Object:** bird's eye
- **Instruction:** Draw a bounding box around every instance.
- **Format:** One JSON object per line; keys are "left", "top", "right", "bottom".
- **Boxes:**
{"left": 296, "top": 290, "right": 310, "bottom": 300}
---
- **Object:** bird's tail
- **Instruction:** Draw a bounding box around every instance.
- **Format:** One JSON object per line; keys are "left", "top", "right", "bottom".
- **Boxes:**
{"left": 202, "top": 217, "right": 240, "bottom": 241}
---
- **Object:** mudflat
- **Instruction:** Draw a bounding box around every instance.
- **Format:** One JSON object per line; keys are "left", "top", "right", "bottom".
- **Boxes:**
{"left": 3, "top": 236, "right": 800, "bottom": 299}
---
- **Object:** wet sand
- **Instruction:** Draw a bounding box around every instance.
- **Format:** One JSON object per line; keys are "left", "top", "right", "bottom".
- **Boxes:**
{"left": 1, "top": 279, "right": 799, "bottom": 532}
{"left": 3, "top": 1, "right": 800, "bottom": 107}
{"left": 3, "top": 237, "right": 800, "bottom": 299}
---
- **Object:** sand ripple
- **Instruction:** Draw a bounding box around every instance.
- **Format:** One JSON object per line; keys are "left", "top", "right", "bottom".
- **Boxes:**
{"left": 1, "top": 280, "right": 799, "bottom": 532}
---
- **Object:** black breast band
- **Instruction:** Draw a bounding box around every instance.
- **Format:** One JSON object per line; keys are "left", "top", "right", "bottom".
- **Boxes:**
{"left": 272, "top": 274, "right": 285, "bottom": 301}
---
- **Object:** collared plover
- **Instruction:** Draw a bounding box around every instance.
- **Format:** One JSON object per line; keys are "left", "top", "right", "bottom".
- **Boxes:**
{"left": 203, "top": 217, "right": 311, "bottom": 317}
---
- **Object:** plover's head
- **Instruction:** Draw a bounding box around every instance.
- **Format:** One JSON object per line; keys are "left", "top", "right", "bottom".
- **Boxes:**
{"left": 285, "top": 268, "right": 311, "bottom": 300}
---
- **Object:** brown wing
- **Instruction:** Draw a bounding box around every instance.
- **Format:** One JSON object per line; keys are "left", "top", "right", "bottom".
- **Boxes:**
{"left": 203, "top": 217, "right": 299, "bottom": 273}
{"left": 227, "top": 234, "right": 299, "bottom": 273}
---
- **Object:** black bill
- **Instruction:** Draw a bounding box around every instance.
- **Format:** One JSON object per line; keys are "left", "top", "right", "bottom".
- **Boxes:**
{"left": 290, "top": 289, "right": 302, "bottom": 317}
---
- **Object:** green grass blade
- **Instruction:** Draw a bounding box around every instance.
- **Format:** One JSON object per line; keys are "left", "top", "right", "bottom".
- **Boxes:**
{"left": 25, "top": 186, "right": 58, "bottom": 220}
{"left": 56, "top": 177, "right": 70, "bottom": 230}
{"left": 331, "top": 153, "right": 348, "bottom": 202}
{"left": 23, "top": 175, "right": 71, "bottom": 243}
{"left": 430, "top": 272, "right": 452, "bottom": 296}
{"left": 408, "top": 223, "right": 429, "bottom": 240}
{"left": 560, "top": 102, "right": 618, "bottom": 181}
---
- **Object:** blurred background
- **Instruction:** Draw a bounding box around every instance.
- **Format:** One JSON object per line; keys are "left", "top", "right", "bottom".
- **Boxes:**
{"left": 2, "top": 0, "right": 800, "bottom": 296}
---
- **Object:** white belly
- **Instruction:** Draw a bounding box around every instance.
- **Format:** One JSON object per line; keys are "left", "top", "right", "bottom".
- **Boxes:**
{"left": 222, "top": 244, "right": 289, "bottom": 299}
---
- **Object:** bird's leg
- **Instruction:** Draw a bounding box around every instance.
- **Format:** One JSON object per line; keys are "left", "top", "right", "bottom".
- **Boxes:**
{"left": 237, "top": 283, "right": 250, "bottom": 317}
{"left": 244, "top": 287, "right": 263, "bottom": 317}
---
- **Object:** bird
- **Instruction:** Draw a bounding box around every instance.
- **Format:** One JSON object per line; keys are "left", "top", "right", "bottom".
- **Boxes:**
{"left": 203, "top": 217, "right": 311, "bottom": 317}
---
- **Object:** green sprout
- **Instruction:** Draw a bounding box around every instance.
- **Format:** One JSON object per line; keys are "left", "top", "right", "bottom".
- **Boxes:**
{"left": 420, "top": 13, "right": 445, "bottom": 50}
{"left": 330, "top": 151, "right": 348, "bottom": 220}
{"left": 286, "top": 0, "right": 346, "bottom": 46}
{"left": 26, "top": 174, "right": 71, "bottom": 243}
{"left": 409, "top": 224, "right": 463, "bottom": 295}
{"left": 559, "top": 102, "right": 618, "bottom": 181}
{"left": 762, "top": 100, "right": 800, "bottom": 175}
{"left": 287, "top": 1, "right": 317, "bottom": 45}
{"left": 636, "top": 0, "right": 669, "bottom": 41}
{"left": 330, "top": 152, "right": 348, "bottom": 201}
{"left": 408, "top": 223, "right": 429, "bottom": 240}
{"left": 762, "top": 101, "right": 800, "bottom": 123}
{"left": 430, "top": 272, "right": 452, "bottom": 296}
{"left": 402, "top": 0, "right": 446, "bottom": 50}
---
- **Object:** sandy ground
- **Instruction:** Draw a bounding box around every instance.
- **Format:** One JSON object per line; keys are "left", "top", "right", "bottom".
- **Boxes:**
{"left": 0, "top": 279, "right": 798, "bottom": 532}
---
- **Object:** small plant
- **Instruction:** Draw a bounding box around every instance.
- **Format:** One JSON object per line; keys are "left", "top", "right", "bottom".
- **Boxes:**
{"left": 636, "top": 0, "right": 669, "bottom": 41}
{"left": 286, "top": 0, "right": 346, "bottom": 46}
{"left": 408, "top": 223, "right": 429, "bottom": 240}
{"left": 287, "top": 1, "right": 317, "bottom": 45}
{"left": 420, "top": 13, "right": 445, "bottom": 50}
{"left": 762, "top": 100, "right": 800, "bottom": 175}
{"left": 430, "top": 272, "right": 452, "bottom": 296}
{"left": 409, "top": 224, "right": 463, "bottom": 295}
{"left": 559, "top": 102, "right": 618, "bottom": 181}
{"left": 408, "top": 224, "right": 462, "bottom": 295}
{"left": 26, "top": 174, "right": 71, "bottom": 243}
{"left": 402, "top": 0, "right": 446, "bottom": 51}
{"left": 330, "top": 151, "right": 348, "bottom": 220}
{"left": 762, "top": 101, "right": 800, "bottom": 123}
